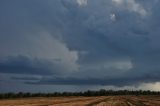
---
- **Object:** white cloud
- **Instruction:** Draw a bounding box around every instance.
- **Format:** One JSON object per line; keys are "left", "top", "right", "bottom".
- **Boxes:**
{"left": 112, "top": 0, "right": 147, "bottom": 16}
{"left": 112, "top": 0, "right": 123, "bottom": 5}
{"left": 76, "top": 0, "right": 88, "bottom": 6}
{"left": 110, "top": 13, "right": 116, "bottom": 21}
{"left": 0, "top": 31, "right": 79, "bottom": 72}
{"left": 100, "top": 82, "right": 160, "bottom": 91}
{"left": 139, "top": 82, "right": 160, "bottom": 91}
{"left": 31, "top": 32, "right": 79, "bottom": 72}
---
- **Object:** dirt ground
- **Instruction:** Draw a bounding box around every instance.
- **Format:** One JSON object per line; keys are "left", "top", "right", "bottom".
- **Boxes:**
{"left": 0, "top": 96, "right": 160, "bottom": 106}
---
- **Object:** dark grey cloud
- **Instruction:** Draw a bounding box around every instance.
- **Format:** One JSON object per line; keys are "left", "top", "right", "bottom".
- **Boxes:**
{"left": 11, "top": 76, "right": 41, "bottom": 81}
{"left": 0, "top": 55, "right": 59, "bottom": 75}
{"left": 0, "top": 0, "right": 160, "bottom": 91}
{"left": 26, "top": 73, "right": 160, "bottom": 87}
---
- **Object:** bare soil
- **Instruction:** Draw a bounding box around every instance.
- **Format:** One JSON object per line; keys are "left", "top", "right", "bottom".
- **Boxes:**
{"left": 0, "top": 96, "right": 160, "bottom": 106}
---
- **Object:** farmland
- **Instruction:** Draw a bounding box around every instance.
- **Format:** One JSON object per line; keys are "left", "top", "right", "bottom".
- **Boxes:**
{"left": 0, "top": 96, "right": 160, "bottom": 106}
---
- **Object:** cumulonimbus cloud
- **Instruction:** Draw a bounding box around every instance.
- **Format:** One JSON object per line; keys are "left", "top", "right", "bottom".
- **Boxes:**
{"left": 0, "top": 0, "right": 160, "bottom": 91}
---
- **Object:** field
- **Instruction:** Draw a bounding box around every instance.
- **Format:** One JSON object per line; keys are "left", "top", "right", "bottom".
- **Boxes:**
{"left": 0, "top": 96, "right": 160, "bottom": 106}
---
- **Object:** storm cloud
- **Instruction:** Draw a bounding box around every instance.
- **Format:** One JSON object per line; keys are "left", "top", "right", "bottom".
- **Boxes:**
{"left": 0, "top": 0, "right": 160, "bottom": 92}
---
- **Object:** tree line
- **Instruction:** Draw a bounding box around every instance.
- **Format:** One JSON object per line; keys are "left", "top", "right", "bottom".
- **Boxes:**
{"left": 0, "top": 89, "right": 160, "bottom": 99}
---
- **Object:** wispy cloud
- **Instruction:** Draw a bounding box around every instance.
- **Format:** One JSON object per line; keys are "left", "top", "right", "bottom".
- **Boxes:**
{"left": 76, "top": 0, "right": 88, "bottom": 6}
{"left": 112, "top": 0, "right": 147, "bottom": 16}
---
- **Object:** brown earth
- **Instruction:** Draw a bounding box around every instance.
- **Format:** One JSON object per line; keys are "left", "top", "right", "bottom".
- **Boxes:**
{"left": 0, "top": 96, "right": 160, "bottom": 106}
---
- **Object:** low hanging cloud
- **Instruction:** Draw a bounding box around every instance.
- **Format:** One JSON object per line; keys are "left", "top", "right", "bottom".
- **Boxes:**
{"left": 0, "top": 55, "right": 75, "bottom": 75}
{"left": 25, "top": 73, "right": 160, "bottom": 87}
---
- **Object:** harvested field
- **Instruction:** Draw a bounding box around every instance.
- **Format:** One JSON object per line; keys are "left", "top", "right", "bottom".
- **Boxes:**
{"left": 0, "top": 96, "right": 160, "bottom": 106}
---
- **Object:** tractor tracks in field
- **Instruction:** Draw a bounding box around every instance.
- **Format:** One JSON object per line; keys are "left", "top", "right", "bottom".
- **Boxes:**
{"left": 126, "top": 98, "right": 146, "bottom": 106}
{"left": 87, "top": 96, "right": 147, "bottom": 106}
{"left": 86, "top": 97, "right": 109, "bottom": 106}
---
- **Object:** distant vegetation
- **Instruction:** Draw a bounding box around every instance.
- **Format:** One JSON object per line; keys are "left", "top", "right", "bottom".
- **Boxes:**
{"left": 0, "top": 89, "right": 160, "bottom": 99}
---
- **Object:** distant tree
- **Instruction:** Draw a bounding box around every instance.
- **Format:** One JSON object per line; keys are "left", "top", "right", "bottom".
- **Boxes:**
{"left": 0, "top": 90, "right": 160, "bottom": 99}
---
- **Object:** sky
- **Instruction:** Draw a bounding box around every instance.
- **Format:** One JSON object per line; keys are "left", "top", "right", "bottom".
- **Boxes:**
{"left": 0, "top": 0, "right": 160, "bottom": 93}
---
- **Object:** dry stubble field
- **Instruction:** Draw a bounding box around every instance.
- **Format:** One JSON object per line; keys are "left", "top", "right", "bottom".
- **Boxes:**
{"left": 0, "top": 96, "right": 160, "bottom": 106}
